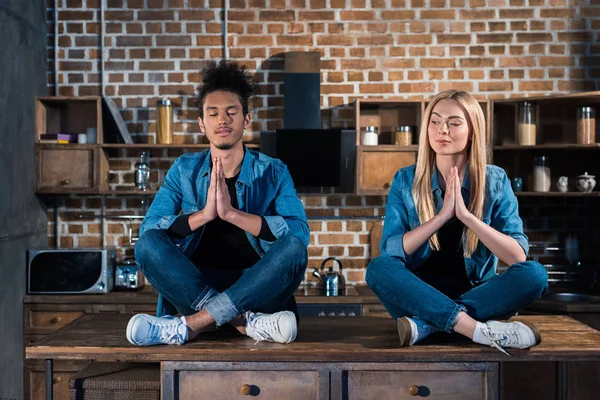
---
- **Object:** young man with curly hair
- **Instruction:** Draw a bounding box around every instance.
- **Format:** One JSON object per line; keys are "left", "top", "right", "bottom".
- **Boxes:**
{"left": 126, "top": 60, "right": 310, "bottom": 346}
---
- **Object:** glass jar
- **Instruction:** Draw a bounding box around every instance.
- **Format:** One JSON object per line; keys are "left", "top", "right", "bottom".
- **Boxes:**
{"left": 517, "top": 101, "right": 536, "bottom": 145}
{"left": 361, "top": 126, "right": 378, "bottom": 146}
{"left": 576, "top": 106, "right": 596, "bottom": 144}
{"left": 533, "top": 156, "right": 550, "bottom": 192}
{"left": 134, "top": 151, "right": 150, "bottom": 191}
{"left": 156, "top": 99, "right": 173, "bottom": 144}
{"left": 394, "top": 126, "right": 413, "bottom": 146}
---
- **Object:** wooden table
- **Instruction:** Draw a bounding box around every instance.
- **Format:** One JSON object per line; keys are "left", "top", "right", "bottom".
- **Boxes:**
{"left": 27, "top": 314, "right": 600, "bottom": 400}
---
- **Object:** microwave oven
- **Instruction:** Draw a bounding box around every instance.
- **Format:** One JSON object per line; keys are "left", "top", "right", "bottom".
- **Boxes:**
{"left": 27, "top": 248, "right": 116, "bottom": 294}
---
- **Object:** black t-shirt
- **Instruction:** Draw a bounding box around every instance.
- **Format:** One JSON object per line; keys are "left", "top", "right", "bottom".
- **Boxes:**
{"left": 168, "top": 171, "right": 275, "bottom": 270}
{"left": 417, "top": 197, "right": 473, "bottom": 299}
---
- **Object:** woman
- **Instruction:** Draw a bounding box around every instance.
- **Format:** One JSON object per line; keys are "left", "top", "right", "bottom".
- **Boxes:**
{"left": 366, "top": 90, "right": 548, "bottom": 354}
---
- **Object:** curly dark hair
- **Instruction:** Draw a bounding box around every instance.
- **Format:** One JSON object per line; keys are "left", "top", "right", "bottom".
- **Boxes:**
{"left": 197, "top": 60, "right": 254, "bottom": 118}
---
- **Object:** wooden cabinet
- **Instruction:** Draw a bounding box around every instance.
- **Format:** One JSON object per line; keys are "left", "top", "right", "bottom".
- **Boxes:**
{"left": 356, "top": 146, "right": 417, "bottom": 195}
{"left": 163, "top": 362, "right": 497, "bottom": 400}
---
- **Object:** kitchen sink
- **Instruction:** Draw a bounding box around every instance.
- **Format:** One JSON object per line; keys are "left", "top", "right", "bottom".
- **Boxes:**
{"left": 543, "top": 293, "right": 600, "bottom": 303}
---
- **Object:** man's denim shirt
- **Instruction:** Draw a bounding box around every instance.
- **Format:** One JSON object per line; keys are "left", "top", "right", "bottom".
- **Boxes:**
{"left": 381, "top": 164, "right": 529, "bottom": 285}
{"left": 140, "top": 146, "right": 310, "bottom": 257}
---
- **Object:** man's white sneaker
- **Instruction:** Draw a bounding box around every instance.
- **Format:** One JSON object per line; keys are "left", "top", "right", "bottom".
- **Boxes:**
{"left": 126, "top": 314, "right": 188, "bottom": 346}
{"left": 476, "top": 320, "right": 541, "bottom": 355}
{"left": 245, "top": 311, "right": 297, "bottom": 344}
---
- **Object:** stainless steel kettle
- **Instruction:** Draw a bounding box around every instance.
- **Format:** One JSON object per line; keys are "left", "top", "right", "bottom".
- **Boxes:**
{"left": 312, "top": 257, "right": 345, "bottom": 296}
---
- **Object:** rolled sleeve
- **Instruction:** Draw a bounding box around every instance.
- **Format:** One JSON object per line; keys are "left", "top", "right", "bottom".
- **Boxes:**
{"left": 139, "top": 157, "right": 184, "bottom": 237}
{"left": 492, "top": 171, "right": 529, "bottom": 257}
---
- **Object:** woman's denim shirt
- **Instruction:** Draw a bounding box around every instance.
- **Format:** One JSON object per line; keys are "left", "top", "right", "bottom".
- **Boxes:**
{"left": 380, "top": 164, "right": 529, "bottom": 284}
{"left": 140, "top": 146, "right": 310, "bottom": 257}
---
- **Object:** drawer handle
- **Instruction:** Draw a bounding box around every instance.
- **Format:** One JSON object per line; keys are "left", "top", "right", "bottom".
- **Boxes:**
{"left": 383, "top": 181, "right": 392, "bottom": 189}
{"left": 53, "top": 376, "right": 62, "bottom": 384}
{"left": 50, "top": 316, "right": 62, "bottom": 324}
{"left": 60, "top": 179, "right": 71, "bottom": 185}
{"left": 409, "top": 384, "right": 420, "bottom": 396}
{"left": 240, "top": 384, "right": 251, "bottom": 395}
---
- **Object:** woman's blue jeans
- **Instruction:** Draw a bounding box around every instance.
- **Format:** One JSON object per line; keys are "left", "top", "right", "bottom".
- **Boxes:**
{"left": 366, "top": 255, "right": 548, "bottom": 332}
{"left": 135, "top": 229, "right": 308, "bottom": 327}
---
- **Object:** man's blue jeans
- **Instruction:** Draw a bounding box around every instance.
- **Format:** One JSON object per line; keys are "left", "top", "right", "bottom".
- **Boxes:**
{"left": 134, "top": 229, "right": 308, "bottom": 327}
{"left": 366, "top": 255, "right": 548, "bottom": 332}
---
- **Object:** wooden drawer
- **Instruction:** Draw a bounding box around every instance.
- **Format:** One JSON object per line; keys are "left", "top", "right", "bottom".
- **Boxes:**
{"left": 35, "top": 145, "right": 108, "bottom": 193}
{"left": 26, "top": 309, "right": 84, "bottom": 335}
{"left": 357, "top": 148, "right": 416, "bottom": 195}
{"left": 362, "top": 304, "right": 390, "bottom": 318}
{"left": 346, "top": 370, "right": 488, "bottom": 400}
{"left": 177, "top": 370, "right": 321, "bottom": 399}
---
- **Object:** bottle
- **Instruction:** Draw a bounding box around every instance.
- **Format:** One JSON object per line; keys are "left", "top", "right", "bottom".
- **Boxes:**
{"left": 533, "top": 156, "right": 550, "bottom": 192}
{"left": 156, "top": 100, "right": 173, "bottom": 144}
{"left": 518, "top": 101, "right": 536, "bottom": 145}
{"left": 134, "top": 151, "right": 150, "bottom": 191}
{"left": 394, "top": 126, "right": 413, "bottom": 146}
{"left": 576, "top": 106, "right": 595, "bottom": 144}
{"left": 361, "top": 126, "right": 378, "bottom": 146}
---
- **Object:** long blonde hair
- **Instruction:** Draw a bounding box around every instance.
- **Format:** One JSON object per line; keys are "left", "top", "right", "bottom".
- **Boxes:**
{"left": 412, "top": 90, "right": 487, "bottom": 257}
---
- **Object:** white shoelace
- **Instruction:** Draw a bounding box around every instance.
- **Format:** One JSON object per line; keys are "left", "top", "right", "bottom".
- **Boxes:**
{"left": 481, "top": 325, "right": 513, "bottom": 356}
{"left": 246, "top": 313, "right": 278, "bottom": 344}
{"left": 151, "top": 320, "right": 185, "bottom": 345}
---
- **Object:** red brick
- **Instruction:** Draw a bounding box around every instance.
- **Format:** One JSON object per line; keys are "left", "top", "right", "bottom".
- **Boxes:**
{"left": 499, "top": 57, "right": 536, "bottom": 67}
{"left": 468, "top": 70, "right": 484, "bottom": 79}
{"left": 477, "top": 34, "right": 512, "bottom": 44}
{"left": 489, "top": 22, "right": 506, "bottom": 32}
{"left": 359, "top": 84, "right": 394, "bottom": 93}
{"left": 421, "top": 10, "right": 456, "bottom": 19}
{"left": 318, "top": 234, "right": 355, "bottom": 245}
{"left": 460, "top": 10, "right": 495, "bottom": 19}
{"left": 381, "top": 10, "right": 415, "bottom": 19}
{"left": 516, "top": 33, "right": 553, "bottom": 43}
{"left": 59, "top": 61, "right": 92, "bottom": 71}
{"left": 436, "top": 34, "right": 471, "bottom": 45}
{"left": 558, "top": 80, "right": 595, "bottom": 91}
{"left": 116, "top": 36, "right": 152, "bottom": 47}
{"left": 398, "top": 82, "right": 435, "bottom": 92}
{"left": 139, "top": 61, "right": 175, "bottom": 70}
{"left": 138, "top": 11, "right": 175, "bottom": 20}
{"left": 356, "top": 35, "right": 391, "bottom": 45}
{"left": 499, "top": 9, "right": 534, "bottom": 19}
{"left": 557, "top": 32, "right": 593, "bottom": 42}
{"left": 321, "top": 85, "right": 355, "bottom": 94}
{"left": 277, "top": 35, "right": 313, "bottom": 46}
{"left": 539, "top": 56, "right": 575, "bottom": 67}
{"left": 519, "top": 81, "right": 553, "bottom": 91}
{"left": 420, "top": 58, "right": 455, "bottom": 68}
{"left": 541, "top": 8, "right": 575, "bottom": 18}
{"left": 156, "top": 36, "right": 192, "bottom": 46}
{"left": 397, "top": 34, "right": 432, "bottom": 45}
{"left": 341, "top": 59, "right": 376, "bottom": 69}
{"left": 478, "top": 81, "right": 513, "bottom": 91}
{"left": 298, "top": 11, "right": 335, "bottom": 20}
{"left": 509, "top": 69, "right": 524, "bottom": 79}
{"left": 238, "top": 36, "right": 274, "bottom": 46}
{"left": 460, "top": 58, "right": 495, "bottom": 68}
{"left": 58, "top": 11, "right": 94, "bottom": 20}
{"left": 259, "top": 10, "right": 294, "bottom": 21}
{"left": 197, "top": 36, "right": 222, "bottom": 46}
{"left": 489, "top": 45, "right": 506, "bottom": 55}
{"left": 382, "top": 59, "right": 415, "bottom": 69}
{"left": 159, "top": 85, "right": 195, "bottom": 95}
{"left": 340, "top": 11, "right": 376, "bottom": 20}
{"left": 470, "top": 22, "right": 485, "bottom": 32}
{"left": 105, "top": 11, "right": 133, "bottom": 21}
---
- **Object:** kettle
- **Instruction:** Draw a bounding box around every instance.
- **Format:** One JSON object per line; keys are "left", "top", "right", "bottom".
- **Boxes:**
{"left": 312, "top": 257, "right": 345, "bottom": 296}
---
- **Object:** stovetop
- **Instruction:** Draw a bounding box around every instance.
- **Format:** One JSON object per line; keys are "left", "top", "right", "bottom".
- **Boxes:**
{"left": 294, "top": 285, "right": 360, "bottom": 297}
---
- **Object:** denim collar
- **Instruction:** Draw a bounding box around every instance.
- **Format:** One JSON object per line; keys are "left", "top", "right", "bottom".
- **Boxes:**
{"left": 199, "top": 145, "right": 253, "bottom": 186}
{"left": 432, "top": 161, "right": 471, "bottom": 194}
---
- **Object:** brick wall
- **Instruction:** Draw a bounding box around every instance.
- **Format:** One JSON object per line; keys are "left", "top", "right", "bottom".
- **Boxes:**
{"left": 45, "top": 0, "right": 600, "bottom": 286}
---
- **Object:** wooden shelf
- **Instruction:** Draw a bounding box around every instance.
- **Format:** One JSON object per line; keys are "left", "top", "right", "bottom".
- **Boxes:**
{"left": 495, "top": 144, "right": 600, "bottom": 150}
{"left": 101, "top": 143, "right": 260, "bottom": 149}
{"left": 515, "top": 191, "right": 600, "bottom": 197}
{"left": 35, "top": 143, "right": 99, "bottom": 149}
{"left": 103, "top": 189, "right": 158, "bottom": 195}
{"left": 358, "top": 145, "right": 419, "bottom": 151}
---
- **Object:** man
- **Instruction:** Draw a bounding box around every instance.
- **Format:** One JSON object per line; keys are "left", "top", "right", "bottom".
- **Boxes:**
{"left": 126, "top": 60, "right": 310, "bottom": 346}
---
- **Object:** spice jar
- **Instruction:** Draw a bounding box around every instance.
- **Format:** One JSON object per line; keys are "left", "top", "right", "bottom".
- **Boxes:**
{"left": 361, "top": 126, "right": 378, "bottom": 146}
{"left": 576, "top": 106, "right": 595, "bottom": 144}
{"left": 518, "top": 101, "right": 536, "bottom": 145}
{"left": 533, "top": 156, "right": 550, "bottom": 192}
{"left": 156, "top": 100, "right": 173, "bottom": 144}
{"left": 394, "top": 126, "right": 413, "bottom": 146}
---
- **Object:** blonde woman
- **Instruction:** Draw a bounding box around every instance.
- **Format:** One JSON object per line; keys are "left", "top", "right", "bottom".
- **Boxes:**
{"left": 366, "top": 90, "right": 548, "bottom": 354}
